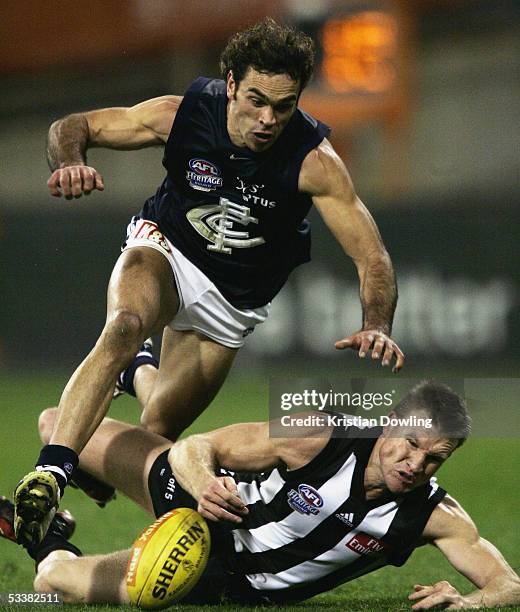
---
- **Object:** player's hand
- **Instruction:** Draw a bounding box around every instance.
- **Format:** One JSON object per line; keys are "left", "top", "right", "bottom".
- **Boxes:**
{"left": 197, "top": 476, "right": 249, "bottom": 525}
{"left": 408, "top": 581, "right": 467, "bottom": 610}
{"left": 47, "top": 165, "right": 105, "bottom": 199}
{"left": 335, "top": 329, "right": 405, "bottom": 372}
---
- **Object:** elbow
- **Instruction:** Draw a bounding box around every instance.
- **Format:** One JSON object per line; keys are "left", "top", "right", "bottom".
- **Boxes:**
{"left": 168, "top": 434, "right": 216, "bottom": 479}
{"left": 48, "top": 114, "right": 73, "bottom": 134}
{"left": 48, "top": 118, "right": 61, "bottom": 135}
{"left": 167, "top": 436, "right": 197, "bottom": 474}
{"left": 47, "top": 117, "right": 66, "bottom": 146}
{"left": 49, "top": 113, "right": 90, "bottom": 139}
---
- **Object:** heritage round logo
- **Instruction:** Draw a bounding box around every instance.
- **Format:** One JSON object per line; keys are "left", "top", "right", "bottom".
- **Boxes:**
{"left": 186, "top": 158, "right": 223, "bottom": 192}
{"left": 287, "top": 484, "right": 324, "bottom": 515}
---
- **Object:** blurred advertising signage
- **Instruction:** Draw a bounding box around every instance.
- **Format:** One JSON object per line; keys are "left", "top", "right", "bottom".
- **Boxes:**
{"left": 246, "top": 270, "right": 516, "bottom": 359}
{"left": 245, "top": 205, "right": 519, "bottom": 361}
{"left": 321, "top": 10, "right": 399, "bottom": 94}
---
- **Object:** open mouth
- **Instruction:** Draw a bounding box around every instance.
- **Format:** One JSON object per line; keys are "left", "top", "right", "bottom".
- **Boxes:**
{"left": 396, "top": 470, "right": 414, "bottom": 485}
{"left": 253, "top": 131, "right": 273, "bottom": 143}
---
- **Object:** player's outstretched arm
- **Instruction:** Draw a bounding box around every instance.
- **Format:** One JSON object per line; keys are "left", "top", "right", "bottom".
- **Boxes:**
{"left": 168, "top": 420, "right": 330, "bottom": 525}
{"left": 300, "top": 140, "right": 404, "bottom": 372}
{"left": 411, "top": 495, "right": 520, "bottom": 609}
{"left": 167, "top": 422, "right": 279, "bottom": 525}
{"left": 46, "top": 95, "right": 182, "bottom": 199}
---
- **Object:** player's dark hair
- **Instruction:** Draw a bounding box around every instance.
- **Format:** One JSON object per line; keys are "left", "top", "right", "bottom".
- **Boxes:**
{"left": 394, "top": 380, "right": 471, "bottom": 448}
{"left": 220, "top": 17, "right": 315, "bottom": 92}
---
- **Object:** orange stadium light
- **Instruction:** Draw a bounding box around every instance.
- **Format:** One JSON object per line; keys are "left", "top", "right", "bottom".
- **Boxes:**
{"left": 299, "top": 1, "right": 415, "bottom": 195}
{"left": 321, "top": 11, "right": 399, "bottom": 94}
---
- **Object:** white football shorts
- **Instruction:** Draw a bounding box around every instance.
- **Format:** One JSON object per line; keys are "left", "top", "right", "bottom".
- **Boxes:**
{"left": 122, "top": 218, "right": 269, "bottom": 348}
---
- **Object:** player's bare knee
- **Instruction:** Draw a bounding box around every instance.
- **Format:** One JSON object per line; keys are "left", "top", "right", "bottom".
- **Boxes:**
{"left": 34, "top": 565, "right": 66, "bottom": 598}
{"left": 102, "top": 310, "right": 144, "bottom": 358}
{"left": 34, "top": 561, "right": 84, "bottom": 604}
{"left": 34, "top": 570, "right": 52, "bottom": 593}
{"left": 38, "top": 407, "right": 57, "bottom": 443}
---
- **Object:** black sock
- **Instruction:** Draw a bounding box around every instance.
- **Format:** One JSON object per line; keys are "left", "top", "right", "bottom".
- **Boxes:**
{"left": 121, "top": 354, "right": 159, "bottom": 397}
{"left": 28, "top": 531, "right": 82, "bottom": 569}
{"left": 35, "top": 445, "right": 79, "bottom": 496}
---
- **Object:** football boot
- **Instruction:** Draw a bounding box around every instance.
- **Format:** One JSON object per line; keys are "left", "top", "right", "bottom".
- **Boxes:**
{"left": 0, "top": 495, "right": 75, "bottom": 544}
{"left": 13, "top": 471, "right": 60, "bottom": 548}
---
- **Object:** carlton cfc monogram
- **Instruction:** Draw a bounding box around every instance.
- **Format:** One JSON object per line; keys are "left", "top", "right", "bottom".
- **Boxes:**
{"left": 186, "top": 197, "right": 266, "bottom": 254}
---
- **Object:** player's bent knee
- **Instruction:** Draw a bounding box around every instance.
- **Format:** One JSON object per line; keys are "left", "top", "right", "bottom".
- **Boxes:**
{"left": 34, "top": 564, "right": 80, "bottom": 603}
{"left": 38, "top": 407, "right": 58, "bottom": 443}
{"left": 103, "top": 310, "right": 144, "bottom": 355}
{"left": 34, "top": 568, "right": 63, "bottom": 597}
{"left": 34, "top": 570, "right": 52, "bottom": 593}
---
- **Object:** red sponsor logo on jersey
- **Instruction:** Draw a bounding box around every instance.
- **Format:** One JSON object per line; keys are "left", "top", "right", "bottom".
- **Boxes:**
{"left": 346, "top": 532, "right": 391, "bottom": 556}
{"left": 131, "top": 220, "right": 171, "bottom": 253}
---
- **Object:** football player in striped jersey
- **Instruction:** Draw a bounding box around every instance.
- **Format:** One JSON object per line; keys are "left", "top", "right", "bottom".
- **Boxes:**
{"left": 3, "top": 381, "right": 520, "bottom": 608}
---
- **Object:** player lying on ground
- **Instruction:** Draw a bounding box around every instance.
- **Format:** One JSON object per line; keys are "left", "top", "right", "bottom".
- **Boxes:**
{"left": 4, "top": 382, "right": 520, "bottom": 608}
{"left": 14, "top": 18, "right": 406, "bottom": 549}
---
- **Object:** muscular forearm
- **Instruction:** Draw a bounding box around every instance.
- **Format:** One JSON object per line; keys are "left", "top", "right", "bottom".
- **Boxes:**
{"left": 358, "top": 250, "right": 397, "bottom": 334}
{"left": 47, "top": 114, "right": 90, "bottom": 171}
{"left": 464, "top": 574, "right": 520, "bottom": 608}
{"left": 168, "top": 436, "right": 218, "bottom": 500}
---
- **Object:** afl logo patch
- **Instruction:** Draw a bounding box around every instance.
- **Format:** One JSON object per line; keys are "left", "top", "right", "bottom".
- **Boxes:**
{"left": 186, "top": 159, "right": 223, "bottom": 192}
{"left": 287, "top": 484, "right": 324, "bottom": 515}
{"left": 189, "top": 159, "right": 220, "bottom": 176}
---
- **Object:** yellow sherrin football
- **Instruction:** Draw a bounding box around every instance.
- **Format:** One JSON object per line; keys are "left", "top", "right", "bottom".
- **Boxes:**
{"left": 126, "top": 508, "right": 211, "bottom": 609}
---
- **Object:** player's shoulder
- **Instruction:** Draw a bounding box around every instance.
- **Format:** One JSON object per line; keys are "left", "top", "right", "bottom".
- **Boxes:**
{"left": 135, "top": 95, "right": 183, "bottom": 118}
{"left": 299, "top": 138, "right": 350, "bottom": 196}
{"left": 129, "top": 95, "right": 183, "bottom": 142}
{"left": 423, "top": 493, "right": 478, "bottom": 542}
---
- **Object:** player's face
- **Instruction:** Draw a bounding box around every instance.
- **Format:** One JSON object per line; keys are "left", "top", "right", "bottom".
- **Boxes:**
{"left": 374, "top": 418, "right": 457, "bottom": 495}
{"left": 226, "top": 67, "right": 299, "bottom": 152}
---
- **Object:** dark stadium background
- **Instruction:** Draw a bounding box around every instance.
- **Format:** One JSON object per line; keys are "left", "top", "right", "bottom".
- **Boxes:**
{"left": 1, "top": 2, "right": 519, "bottom": 610}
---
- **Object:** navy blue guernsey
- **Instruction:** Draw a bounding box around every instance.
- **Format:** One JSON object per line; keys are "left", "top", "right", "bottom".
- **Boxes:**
{"left": 139, "top": 77, "right": 330, "bottom": 309}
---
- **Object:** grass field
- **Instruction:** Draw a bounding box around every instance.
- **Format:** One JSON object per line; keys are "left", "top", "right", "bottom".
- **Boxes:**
{"left": 0, "top": 371, "right": 519, "bottom": 611}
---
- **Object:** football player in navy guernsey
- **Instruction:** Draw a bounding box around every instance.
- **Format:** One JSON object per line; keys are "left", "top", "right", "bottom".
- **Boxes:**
{"left": 14, "top": 19, "right": 404, "bottom": 547}
{"left": 3, "top": 381, "right": 520, "bottom": 608}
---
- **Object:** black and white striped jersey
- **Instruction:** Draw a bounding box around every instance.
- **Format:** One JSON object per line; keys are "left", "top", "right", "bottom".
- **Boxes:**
{"left": 224, "top": 426, "right": 446, "bottom": 602}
